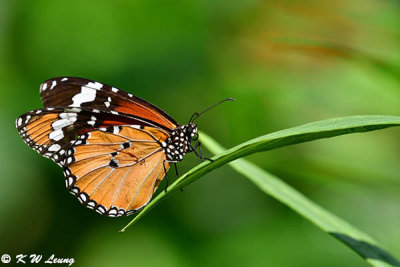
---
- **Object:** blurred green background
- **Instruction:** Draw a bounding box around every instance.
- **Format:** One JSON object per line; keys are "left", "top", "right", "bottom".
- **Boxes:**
{"left": 1, "top": 0, "right": 400, "bottom": 266}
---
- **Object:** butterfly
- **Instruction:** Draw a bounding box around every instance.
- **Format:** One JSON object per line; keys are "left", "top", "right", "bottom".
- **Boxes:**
{"left": 16, "top": 77, "right": 233, "bottom": 217}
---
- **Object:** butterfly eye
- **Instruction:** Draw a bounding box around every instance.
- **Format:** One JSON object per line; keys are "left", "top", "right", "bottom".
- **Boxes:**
{"left": 192, "top": 132, "right": 199, "bottom": 141}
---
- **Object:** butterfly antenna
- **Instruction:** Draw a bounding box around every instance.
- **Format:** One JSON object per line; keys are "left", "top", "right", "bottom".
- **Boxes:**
{"left": 189, "top": 98, "right": 235, "bottom": 123}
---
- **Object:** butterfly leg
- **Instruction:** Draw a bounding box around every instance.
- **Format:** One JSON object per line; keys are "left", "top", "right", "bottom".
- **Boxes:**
{"left": 173, "top": 163, "right": 184, "bottom": 192}
{"left": 190, "top": 142, "right": 214, "bottom": 162}
{"left": 198, "top": 142, "right": 214, "bottom": 162}
{"left": 164, "top": 160, "right": 180, "bottom": 193}
{"left": 162, "top": 160, "right": 170, "bottom": 193}
{"left": 174, "top": 163, "right": 179, "bottom": 177}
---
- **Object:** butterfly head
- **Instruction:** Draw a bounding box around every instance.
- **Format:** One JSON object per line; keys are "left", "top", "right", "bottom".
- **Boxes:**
{"left": 186, "top": 122, "right": 198, "bottom": 141}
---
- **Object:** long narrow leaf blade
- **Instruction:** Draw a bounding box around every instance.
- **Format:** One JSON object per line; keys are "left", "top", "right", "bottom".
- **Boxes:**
{"left": 202, "top": 132, "right": 400, "bottom": 267}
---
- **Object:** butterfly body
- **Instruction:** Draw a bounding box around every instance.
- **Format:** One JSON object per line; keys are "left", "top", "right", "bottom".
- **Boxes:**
{"left": 162, "top": 123, "right": 198, "bottom": 162}
{"left": 16, "top": 77, "right": 202, "bottom": 217}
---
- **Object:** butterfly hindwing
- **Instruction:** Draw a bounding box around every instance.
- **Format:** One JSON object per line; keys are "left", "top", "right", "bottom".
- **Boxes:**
{"left": 40, "top": 77, "right": 178, "bottom": 131}
{"left": 63, "top": 125, "right": 170, "bottom": 216}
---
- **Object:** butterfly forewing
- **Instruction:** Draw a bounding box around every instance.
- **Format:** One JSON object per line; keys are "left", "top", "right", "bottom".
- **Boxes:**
{"left": 16, "top": 106, "right": 173, "bottom": 165}
{"left": 40, "top": 77, "right": 178, "bottom": 131}
{"left": 16, "top": 107, "right": 91, "bottom": 164}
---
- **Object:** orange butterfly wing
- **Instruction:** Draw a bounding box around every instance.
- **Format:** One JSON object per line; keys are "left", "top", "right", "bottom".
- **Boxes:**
{"left": 65, "top": 125, "right": 170, "bottom": 216}
{"left": 17, "top": 77, "right": 183, "bottom": 217}
{"left": 17, "top": 108, "right": 172, "bottom": 216}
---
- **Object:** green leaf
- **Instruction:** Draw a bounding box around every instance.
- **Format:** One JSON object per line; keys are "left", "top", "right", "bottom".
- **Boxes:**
{"left": 120, "top": 115, "right": 400, "bottom": 266}
{"left": 202, "top": 132, "right": 400, "bottom": 267}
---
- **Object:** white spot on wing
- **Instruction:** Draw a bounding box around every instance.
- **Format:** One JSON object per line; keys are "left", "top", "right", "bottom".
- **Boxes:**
{"left": 108, "top": 209, "right": 117, "bottom": 215}
{"left": 50, "top": 80, "right": 57, "bottom": 90}
{"left": 111, "top": 87, "right": 118, "bottom": 93}
{"left": 41, "top": 83, "right": 48, "bottom": 91}
{"left": 17, "top": 117, "right": 22, "bottom": 126}
{"left": 69, "top": 86, "right": 97, "bottom": 107}
{"left": 49, "top": 129, "right": 64, "bottom": 141}
{"left": 48, "top": 144, "right": 61, "bottom": 152}
{"left": 67, "top": 107, "right": 82, "bottom": 113}
{"left": 67, "top": 177, "right": 74, "bottom": 187}
{"left": 59, "top": 112, "right": 78, "bottom": 120}
{"left": 87, "top": 116, "right": 97, "bottom": 126}
{"left": 113, "top": 126, "right": 120, "bottom": 134}
{"left": 52, "top": 113, "right": 77, "bottom": 130}
{"left": 118, "top": 209, "right": 125, "bottom": 216}
{"left": 78, "top": 193, "right": 87, "bottom": 203}
{"left": 71, "top": 188, "right": 79, "bottom": 194}
{"left": 97, "top": 206, "right": 106, "bottom": 214}
{"left": 87, "top": 82, "right": 103, "bottom": 90}
{"left": 61, "top": 78, "right": 68, "bottom": 81}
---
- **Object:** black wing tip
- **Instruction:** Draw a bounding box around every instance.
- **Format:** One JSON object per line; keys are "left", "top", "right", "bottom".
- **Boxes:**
{"left": 40, "top": 77, "right": 80, "bottom": 92}
{"left": 41, "top": 76, "right": 107, "bottom": 86}
{"left": 42, "top": 76, "right": 82, "bottom": 83}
